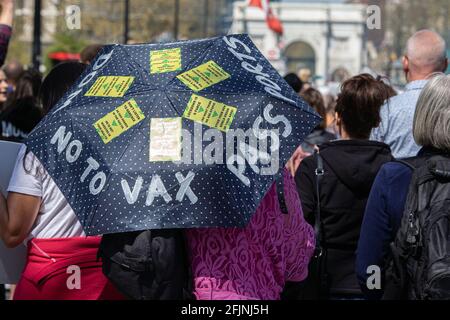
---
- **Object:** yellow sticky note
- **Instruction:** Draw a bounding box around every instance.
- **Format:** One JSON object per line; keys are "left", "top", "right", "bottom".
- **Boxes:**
{"left": 177, "top": 61, "right": 230, "bottom": 92}
{"left": 183, "top": 94, "right": 237, "bottom": 132}
{"left": 85, "top": 76, "right": 134, "bottom": 97}
{"left": 149, "top": 118, "right": 182, "bottom": 162}
{"left": 150, "top": 48, "right": 182, "bottom": 74}
{"left": 94, "top": 99, "right": 145, "bottom": 144}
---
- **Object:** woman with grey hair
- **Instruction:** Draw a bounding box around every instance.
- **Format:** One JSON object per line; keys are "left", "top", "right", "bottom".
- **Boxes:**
{"left": 355, "top": 73, "right": 450, "bottom": 300}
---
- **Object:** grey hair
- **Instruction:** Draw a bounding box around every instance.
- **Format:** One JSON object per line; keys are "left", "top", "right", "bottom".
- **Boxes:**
{"left": 406, "top": 30, "right": 447, "bottom": 72}
{"left": 413, "top": 74, "right": 450, "bottom": 152}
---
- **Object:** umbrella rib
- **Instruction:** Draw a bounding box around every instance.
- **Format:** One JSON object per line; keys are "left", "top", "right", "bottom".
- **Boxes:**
{"left": 85, "top": 103, "right": 152, "bottom": 233}
{"left": 164, "top": 91, "right": 183, "bottom": 117}
{"left": 119, "top": 45, "right": 160, "bottom": 91}
{"left": 165, "top": 40, "right": 217, "bottom": 89}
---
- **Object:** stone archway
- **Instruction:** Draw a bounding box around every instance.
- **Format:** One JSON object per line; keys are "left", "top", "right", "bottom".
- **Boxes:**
{"left": 284, "top": 41, "right": 316, "bottom": 75}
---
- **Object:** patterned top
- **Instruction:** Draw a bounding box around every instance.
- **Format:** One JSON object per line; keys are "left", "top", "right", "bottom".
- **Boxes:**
{"left": 185, "top": 168, "right": 315, "bottom": 300}
{"left": 370, "top": 80, "right": 428, "bottom": 159}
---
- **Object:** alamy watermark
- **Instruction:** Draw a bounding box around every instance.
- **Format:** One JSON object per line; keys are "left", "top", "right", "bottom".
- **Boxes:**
{"left": 366, "top": 265, "right": 382, "bottom": 290}
{"left": 65, "top": 5, "right": 81, "bottom": 30}
{"left": 367, "top": 5, "right": 382, "bottom": 30}
{"left": 66, "top": 265, "right": 81, "bottom": 290}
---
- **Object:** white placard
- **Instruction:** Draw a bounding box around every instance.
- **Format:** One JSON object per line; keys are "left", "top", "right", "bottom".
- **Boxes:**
{"left": 149, "top": 118, "right": 182, "bottom": 162}
{"left": 0, "top": 141, "right": 27, "bottom": 284}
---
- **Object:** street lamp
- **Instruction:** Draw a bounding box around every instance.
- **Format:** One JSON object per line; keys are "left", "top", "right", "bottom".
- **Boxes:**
{"left": 203, "top": 0, "right": 209, "bottom": 37}
{"left": 124, "top": 0, "right": 130, "bottom": 44}
{"left": 32, "top": 0, "right": 42, "bottom": 70}
{"left": 174, "top": 0, "right": 180, "bottom": 40}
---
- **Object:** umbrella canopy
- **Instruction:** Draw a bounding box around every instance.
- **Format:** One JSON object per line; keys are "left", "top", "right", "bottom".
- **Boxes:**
{"left": 26, "top": 34, "right": 320, "bottom": 235}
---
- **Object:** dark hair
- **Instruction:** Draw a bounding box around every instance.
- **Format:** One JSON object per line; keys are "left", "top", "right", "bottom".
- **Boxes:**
{"left": 40, "top": 62, "right": 87, "bottom": 115}
{"left": 335, "top": 73, "right": 395, "bottom": 139}
{"left": 301, "top": 88, "right": 326, "bottom": 130}
{"left": 3, "top": 60, "right": 24, "bottom": 85}
{"left": 80, "top": 44, "right": 104, "bottom": 64}
{"left": 284, "top": 73, "right": 303, "bottom": 93}
{"left": 376, "top": 75, "right": 397, "bottom": 97}
{"left": 23, "top": 62, "right": 87, "bottom": 175}
{"left": 4, "top": 69, "right": 42, "bottom": 109}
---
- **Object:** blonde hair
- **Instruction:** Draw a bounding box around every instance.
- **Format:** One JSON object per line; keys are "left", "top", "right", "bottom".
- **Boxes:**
{"left": 413, "top": 74, "right": 450, "bottom": 152}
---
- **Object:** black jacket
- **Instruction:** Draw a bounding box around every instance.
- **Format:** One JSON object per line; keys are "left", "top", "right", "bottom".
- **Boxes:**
{"left": 295, "top": 140, "right": 393, "bottom": 294}
{"left": 0, "top": 97, "right": 42, "bottom": 142}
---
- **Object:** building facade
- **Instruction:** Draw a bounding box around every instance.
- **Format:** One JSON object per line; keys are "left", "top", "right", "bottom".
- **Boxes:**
{"left": 230, "top": 1, "right": 368, "bottom": 84}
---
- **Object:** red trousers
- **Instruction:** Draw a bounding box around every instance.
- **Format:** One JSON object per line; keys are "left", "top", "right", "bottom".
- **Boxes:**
{"left": 14, "top": 236, "right": 125, "bottom": 300}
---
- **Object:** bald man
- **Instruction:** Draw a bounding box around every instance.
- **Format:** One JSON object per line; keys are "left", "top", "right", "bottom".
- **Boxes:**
{"left": 371, "top": 30, "right": 448, "bottom": 158}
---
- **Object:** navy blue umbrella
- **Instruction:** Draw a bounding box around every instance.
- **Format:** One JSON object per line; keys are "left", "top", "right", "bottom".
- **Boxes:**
{"left": 26, "top": 34, "right": 320, "bottom": 235}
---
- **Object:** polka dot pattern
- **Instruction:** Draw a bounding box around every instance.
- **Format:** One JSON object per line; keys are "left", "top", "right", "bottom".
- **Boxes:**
{"left": 25, "top": 35, "right": 321, "bottom": 236}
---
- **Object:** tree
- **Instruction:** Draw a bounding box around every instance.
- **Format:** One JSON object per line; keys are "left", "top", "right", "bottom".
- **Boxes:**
{"left": 44, "top": 31, "right": 86, "bottom": 70}
{"left": 55, "top": 0, "right": 223, "bottom": 43}
{"left": 385, "top": 0, "right": 449, "bottom": 57}
{"left": 6, "top": 0, "right": 226, "bottom": 66}
{"left": 366, "top": 0, "right": 450, "bottom": 79}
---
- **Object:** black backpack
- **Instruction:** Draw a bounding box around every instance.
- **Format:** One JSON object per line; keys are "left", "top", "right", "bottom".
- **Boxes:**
{"left": 384, "top": 155, "right": 450, "bottom": 300}
{"left": 98, "top": 229, "right": 194, "bottom": 300}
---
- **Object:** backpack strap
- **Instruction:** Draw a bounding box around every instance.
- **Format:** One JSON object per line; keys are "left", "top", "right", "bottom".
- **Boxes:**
{"left": 394, "top": 159, "right": 416, "bottom": 171}
{"left": 313, "top": 149, "right": 324, "bottom": 256}
{"left": 393, "top": 155, "right": 431, "bottom": 171}
{"left": 397, "top": 155, "right": 450, "bottom": 214}
{"left": 394, "top": 156, "right": 441, "bottom": 250}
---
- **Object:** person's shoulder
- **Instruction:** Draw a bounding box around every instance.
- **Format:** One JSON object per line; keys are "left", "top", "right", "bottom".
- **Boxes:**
{"left": 378, "top": 161, "right": 413, "bottom": 183}
{"left": 321, "top": 130, "right": 337, "bottom": 141}
{"left": 382, "top": 91, "right": 414, "bottom": 111}
{"left": 299, "top": 154, "right": 314, "bottom": 167}
{"left": 16, "top": 143, "right": 28, "bottom": 158}
{"left": 297, "top": 153, "right": 315, "bottom": 176}
{"left": 381, "top": 160, "right": 409, "bottom": 170}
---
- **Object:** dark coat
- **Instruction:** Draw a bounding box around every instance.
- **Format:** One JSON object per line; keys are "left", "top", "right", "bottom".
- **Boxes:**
{"left": 295, "top": 139, "right": 393, "bottom": 294}
{"left": 0, "top": 97, "right": 42, "bottom": 142}
{"left": 356, "top": 147, "right": 446, "bottom": 299}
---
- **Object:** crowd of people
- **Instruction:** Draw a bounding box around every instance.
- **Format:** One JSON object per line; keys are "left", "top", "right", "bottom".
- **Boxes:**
{"left": 0, "top": 0, "right": 449, "bottom": 301}
{"left": 284, "top": 29, "right": 449, "bottom": 300}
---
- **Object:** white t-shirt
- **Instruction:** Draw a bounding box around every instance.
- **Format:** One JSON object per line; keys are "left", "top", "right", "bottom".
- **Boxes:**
{"left": 7, "top": 145, "right": 85, "bottom": 241}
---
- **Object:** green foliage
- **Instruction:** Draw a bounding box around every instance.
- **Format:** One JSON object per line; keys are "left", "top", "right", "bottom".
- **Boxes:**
{"left": 6, "top": 0, "right": 226, "bottom": 67}
{"left": 43, "top": 31, "right": 86, "bottom": 73}
{"left": 46, "top": 31, "right": 87, "bottom": 54}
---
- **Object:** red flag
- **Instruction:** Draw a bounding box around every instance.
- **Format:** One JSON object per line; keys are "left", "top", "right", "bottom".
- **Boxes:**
{"left": 248, "top": 0, "right": 283, "bottom": 35}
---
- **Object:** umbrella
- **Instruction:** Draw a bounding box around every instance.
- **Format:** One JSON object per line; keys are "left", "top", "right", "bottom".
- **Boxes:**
{"left": 26, "top": 34, "right": 320, "bottom": 235}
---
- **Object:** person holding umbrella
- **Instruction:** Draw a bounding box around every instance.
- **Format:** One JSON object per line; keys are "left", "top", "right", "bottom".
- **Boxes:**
{"left": 11, "top": 35, "right": 321, "bottom": 300}
{"left": 0, "top": 62, "right": 124, "bottom": 300}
